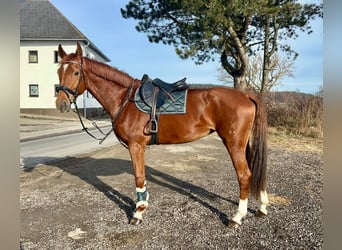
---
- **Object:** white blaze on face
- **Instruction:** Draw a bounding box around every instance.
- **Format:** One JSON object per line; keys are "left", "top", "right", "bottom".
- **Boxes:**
{"left": 63, "top": 63, "right": 69, "bottom": 73}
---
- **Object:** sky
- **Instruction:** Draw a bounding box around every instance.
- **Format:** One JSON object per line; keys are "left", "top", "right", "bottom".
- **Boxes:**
{"left": 50, "top": 0, "right": 323, "bottom": 94}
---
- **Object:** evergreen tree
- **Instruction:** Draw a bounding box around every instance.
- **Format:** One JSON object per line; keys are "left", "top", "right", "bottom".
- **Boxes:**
{"left": 121, "top": 0, "right": 322, "bottom": 91}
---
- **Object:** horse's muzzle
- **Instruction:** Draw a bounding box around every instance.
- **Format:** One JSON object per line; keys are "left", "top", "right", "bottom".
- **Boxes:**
{"left": 56, "top": 99, "right": 71, "bottom": 113}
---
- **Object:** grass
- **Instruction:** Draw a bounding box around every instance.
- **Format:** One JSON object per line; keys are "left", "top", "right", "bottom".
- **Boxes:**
{"left": 268, "top": 127, "right": 323, "bottom": 153}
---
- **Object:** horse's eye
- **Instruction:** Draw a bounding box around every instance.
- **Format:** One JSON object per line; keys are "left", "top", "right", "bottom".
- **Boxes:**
{"left": 74, "top": 71, "right": 79, "bottom": 76}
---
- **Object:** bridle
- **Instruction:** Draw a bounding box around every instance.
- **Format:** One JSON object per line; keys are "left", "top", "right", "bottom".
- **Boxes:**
{"left": 56, "top": 60, "right": 84, "bottom": 101}
{"left": 56, "top": 60, "right": 114, "bottom": 144}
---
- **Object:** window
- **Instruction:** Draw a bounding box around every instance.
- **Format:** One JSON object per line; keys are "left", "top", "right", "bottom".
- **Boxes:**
{"left": 29, "top": 84, "right": 39, "bottom": 97}
{"left": 54, "top": 51, "right": 60, "bottom": 63}
{"left": 28, "top": 50, "right": 38, "bottom": 63}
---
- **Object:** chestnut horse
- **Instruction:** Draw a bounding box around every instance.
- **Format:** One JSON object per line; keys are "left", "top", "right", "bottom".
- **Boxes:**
{"left": 55, "top": 43, "right": 269, "bottom": 228}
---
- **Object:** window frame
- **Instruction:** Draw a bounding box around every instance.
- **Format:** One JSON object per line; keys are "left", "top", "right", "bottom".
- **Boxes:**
{"left": 29, "top": 84, "right": 39, "bottom": 97}
{"left": 28, "top": 50, "right": 38, "bottom": 63}
{"left": 54, "top": 84, "right": 59, "bottom": 97}
{"left": 54, "top": 51, "right": 60, "bottom": 63}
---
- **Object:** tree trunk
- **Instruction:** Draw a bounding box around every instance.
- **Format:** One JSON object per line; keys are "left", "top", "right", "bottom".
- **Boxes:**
{"left": 221, "top": 50, "right": 248, "bottom": 91}
{"left": 261, "top": 15, "right": 270, "bottom": 94}
{"left": 219, "top": 21, "right": 250, "bottom": 92}
{"left": 261, "top": 7, "right": 279, "bottom": 94}
{"left": 234, "top": 75, "right": 247, "bottom": 91}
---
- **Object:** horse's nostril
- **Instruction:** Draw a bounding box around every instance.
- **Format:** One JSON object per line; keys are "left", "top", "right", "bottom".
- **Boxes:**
{"left": 56, "top": 99, "right": 70, "bottom": 113}
{"left": 62, "top": 101, "right": 68, "bottom": 111}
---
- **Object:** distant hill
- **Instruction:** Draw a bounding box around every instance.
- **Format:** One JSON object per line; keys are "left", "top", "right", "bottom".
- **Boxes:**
{"left": 264, "top": 91, "right": 322, "bottom": 110}
{"left": 265, "top": 91, "right": 321, "bottom": 103}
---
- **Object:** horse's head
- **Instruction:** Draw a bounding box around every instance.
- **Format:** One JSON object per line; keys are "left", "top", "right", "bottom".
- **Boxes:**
{"left": 55, "top": 42, "right": 86, "bottom": 113}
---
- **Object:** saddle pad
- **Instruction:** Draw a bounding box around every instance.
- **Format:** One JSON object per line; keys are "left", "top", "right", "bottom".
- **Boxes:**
{"left": 134, "top": 87, "right": 188, "bottom": 114}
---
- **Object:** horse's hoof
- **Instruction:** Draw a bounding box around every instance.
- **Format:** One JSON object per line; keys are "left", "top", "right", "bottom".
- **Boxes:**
{"left": 130, "top": 217, "right": 143, "bottom": 225}
{"left": 255, "top": 209, "right": 267, "bottom": 218}
{"left": 227, "top": 221, "right": 240, "bottom": 229}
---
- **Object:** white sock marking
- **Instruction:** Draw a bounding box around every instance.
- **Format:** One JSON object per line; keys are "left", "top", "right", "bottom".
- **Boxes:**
{"left": 232, "top": 199, "right": 248, "bottom": 225}
{"left": 259, "top": 190, "right": 269, "bottom": 215}
{"left": 136, "top": 186, "right": 146, "bottom": 193}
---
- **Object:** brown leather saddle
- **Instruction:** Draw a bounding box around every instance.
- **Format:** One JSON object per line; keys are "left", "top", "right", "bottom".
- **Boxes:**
{"left": 139, "top": 74, "right": 189, "bottom": 134}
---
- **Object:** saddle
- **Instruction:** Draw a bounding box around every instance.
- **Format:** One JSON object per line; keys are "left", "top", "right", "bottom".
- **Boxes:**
{"left": 139, "top": 74, "right": 189, "bottom": 134}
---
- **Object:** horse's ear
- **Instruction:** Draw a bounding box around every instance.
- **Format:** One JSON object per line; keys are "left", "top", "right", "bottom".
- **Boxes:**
{"left": 76, "top": 42, "right": 83, "bottom": 57}
{"left": 58, "top": 44, "right": 66, "bottom": 59}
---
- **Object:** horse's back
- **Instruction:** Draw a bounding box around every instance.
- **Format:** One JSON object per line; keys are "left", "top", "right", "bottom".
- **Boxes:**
{"left": 188, "top": 86, "right": 256, "bottom": 112}
{"left": 157, "top": 86, "right": 256, "bottom": 144}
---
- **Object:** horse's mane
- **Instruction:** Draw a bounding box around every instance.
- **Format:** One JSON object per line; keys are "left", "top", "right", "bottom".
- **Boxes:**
{"left": 60, "top": 54, "right": 134, "bottom": 88}
{"left": 84, "top": 57, "right": 134, "bottom": 88}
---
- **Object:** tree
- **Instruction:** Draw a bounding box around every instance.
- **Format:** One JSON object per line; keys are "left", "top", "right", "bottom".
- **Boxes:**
{"left": 121, "top": 0, "right": 322, "bottom": 91}
{"left": 316, "top": 85, "right": 323, "bottom": 97}
{"left": 217, "top": 52, "right": 294, "bottom": 92}
{"left": 252, "top": 0, "right": 322, "bottom": 93}
{"left": 253, "top": 53, "right": 294, "bottom": 92}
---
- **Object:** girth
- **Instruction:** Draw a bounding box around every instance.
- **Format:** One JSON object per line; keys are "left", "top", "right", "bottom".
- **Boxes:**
{"left": 139, "top": 74, "right": 189, "bottom": 143}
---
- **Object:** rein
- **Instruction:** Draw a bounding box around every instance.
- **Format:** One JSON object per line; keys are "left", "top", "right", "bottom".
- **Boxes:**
{"left": 73, "top": 102, "right": 113, "bottom": 144}
{"left": 57, "top": 60, "right": 114, "bottom": 144}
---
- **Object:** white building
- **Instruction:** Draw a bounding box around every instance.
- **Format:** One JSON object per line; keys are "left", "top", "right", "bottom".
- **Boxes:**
{"left": 20, "top": 0, "right": 110, "bottom": 118}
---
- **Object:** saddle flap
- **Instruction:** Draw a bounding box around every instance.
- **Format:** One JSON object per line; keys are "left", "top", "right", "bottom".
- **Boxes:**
{"left": 139, "top": 77, "right": 154, "bottom": 107}
{"left": 139, "top": 75, "right": 171, "bottom": 109}
{"left": 140, "top": 74, "right": 189, "bottom": 108}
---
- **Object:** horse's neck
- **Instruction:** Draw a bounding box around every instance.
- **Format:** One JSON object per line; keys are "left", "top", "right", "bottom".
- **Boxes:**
{"left": 84, "top": 71, "right": 130, "bottom": 119}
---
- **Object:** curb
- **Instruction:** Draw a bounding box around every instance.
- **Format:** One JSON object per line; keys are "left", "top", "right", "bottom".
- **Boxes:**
{"left": 20, "top": 113, "right": 81, "bottom": 121}
{"left": 20, "top": 129, "right": 82, "bottom": 142}
{"left": 20, "top": 113, "right": 113, "bottom": 142}
{"left": 20, "top": 125, "right": 114, "bottom": 142}
{"left": 20, "top": 125, "right": 112, "bottom": 142}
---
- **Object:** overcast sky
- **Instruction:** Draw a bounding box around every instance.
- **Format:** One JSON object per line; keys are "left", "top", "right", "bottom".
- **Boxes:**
{"left": 50, "top": 0, "right": 323, "bottom": 94}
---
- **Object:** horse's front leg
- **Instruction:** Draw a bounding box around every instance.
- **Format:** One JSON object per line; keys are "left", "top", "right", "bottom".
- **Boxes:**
{"left": 128, "top": 142, "right": 149, "bottom": 225}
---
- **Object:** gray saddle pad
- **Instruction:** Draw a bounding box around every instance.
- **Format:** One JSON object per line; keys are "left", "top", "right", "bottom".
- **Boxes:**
{"left": 134, "top": 87, "right": 188, "bottom": 114}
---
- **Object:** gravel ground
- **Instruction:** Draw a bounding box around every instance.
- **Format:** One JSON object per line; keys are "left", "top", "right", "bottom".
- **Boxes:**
{"left": 20, "top": 133, "right": 323, "bottom": 249}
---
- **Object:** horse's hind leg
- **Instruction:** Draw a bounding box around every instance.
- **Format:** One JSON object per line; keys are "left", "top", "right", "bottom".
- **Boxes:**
{"left": 227, "top": 147, "right": 251, "bottom": 227}
{"left": 218, "top": 127, "right": 252, "bottom": 227}
{"left": 223, "top": 141, "right": 269, "bottom": 226}
{"left": 128, "top": 142, "right": 149, "bottom": 225}
{"left": 256, "top": 189, "right": 269, "bottom": 217}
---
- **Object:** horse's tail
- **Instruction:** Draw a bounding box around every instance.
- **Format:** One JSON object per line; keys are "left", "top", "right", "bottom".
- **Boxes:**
{"left": 247, "top": 95, "right": 268, "bottom": 199}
